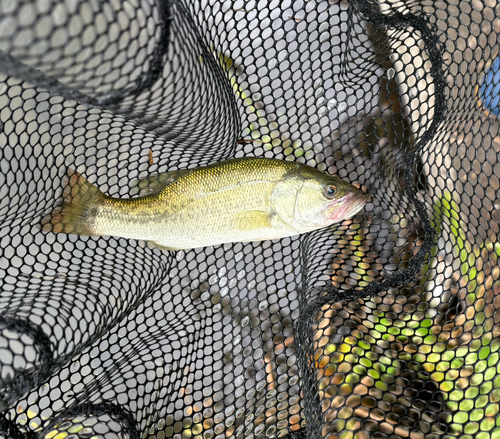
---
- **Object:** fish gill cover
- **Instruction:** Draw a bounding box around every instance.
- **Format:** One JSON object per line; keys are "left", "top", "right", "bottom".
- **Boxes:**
{"left": 0, "top": 1, "right": 499, "bottom": 439}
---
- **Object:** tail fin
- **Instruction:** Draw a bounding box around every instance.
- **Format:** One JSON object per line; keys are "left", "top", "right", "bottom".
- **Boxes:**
{"left": 42, "top": 169, "right": 105, "bottom": 236}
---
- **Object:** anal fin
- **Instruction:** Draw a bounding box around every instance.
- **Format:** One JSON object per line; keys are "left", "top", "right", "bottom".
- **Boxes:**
{"left": 146, "top": 241, "right": 182, "bottom": 252}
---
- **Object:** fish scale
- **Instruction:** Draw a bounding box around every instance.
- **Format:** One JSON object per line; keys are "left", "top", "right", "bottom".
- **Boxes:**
{"left": 42, "top": 157, "right": 367, "bottom": 251}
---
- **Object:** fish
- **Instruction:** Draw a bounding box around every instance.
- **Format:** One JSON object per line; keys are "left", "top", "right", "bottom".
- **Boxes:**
{"left": 41, "top": 157, "right": 367, "bottom": 251}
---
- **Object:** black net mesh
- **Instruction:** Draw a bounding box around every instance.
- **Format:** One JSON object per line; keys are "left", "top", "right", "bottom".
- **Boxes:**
{"left": 0, "top": 0, "right": 499, "bottom": 438}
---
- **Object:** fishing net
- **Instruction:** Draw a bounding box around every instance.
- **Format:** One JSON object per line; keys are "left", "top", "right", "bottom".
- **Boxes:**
{"left": 0, "top": 0, "right": 499, "bottom": 438}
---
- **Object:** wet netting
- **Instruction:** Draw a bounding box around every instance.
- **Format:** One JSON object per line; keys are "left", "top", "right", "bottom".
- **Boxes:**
{"left": 0, "top": 0, "right": 499, "bottom": 438}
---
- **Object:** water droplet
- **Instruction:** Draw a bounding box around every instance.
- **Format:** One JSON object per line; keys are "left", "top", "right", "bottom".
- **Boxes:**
{"left": 337, "top": 102, "right": 347, "bottom": 112}
{"left": 315, "top": 87, "right": 324, "bottom": 98}
{"left": 299, "top": 114, "right": 307, "bottom": 125}
{"left": 387, "top": 68, "right": 395, "bottom": 79}
{"left": 70, "top": 361, "right": 80, "bottom": 373}
{"left": 213, "top": 303, "right": 221, "bottom": 313}
{"left": 278, "top": 50, "right": 288, "bottom": 61}
{"left": 327, "top": 98, "right": 337, "bottom": 110}
{"left": 234, "top": 335, "right": 241, "bottom": 345}
{"left": 320, "top": 32, "right": 329, "bottom": 43}
{"left": 258, "top": 301, "right": 268, "bottom": 311}
{"left": 241, "top": 316, "right": 249, "bottom": 327}
{"left": 318, "top": 106, "right": 327, "bottom": 117}
{"left": 268, "top": 59, "right": 278, "bottom": 69}
{"left": 313, "top": 79, "right": 322, "bottom": 89}
{"left": 319, "top": 22, "right": 329, "bottom": 33}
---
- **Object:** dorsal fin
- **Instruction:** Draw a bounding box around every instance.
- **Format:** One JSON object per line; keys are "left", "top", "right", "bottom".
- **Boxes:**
{"left": 130, "top": 169, "right": 191, "bottom": 196}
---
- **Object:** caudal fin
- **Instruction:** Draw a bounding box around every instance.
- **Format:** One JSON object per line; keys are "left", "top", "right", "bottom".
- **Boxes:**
{"left": 42, "top": 169, "right": 104, "bottom": 236}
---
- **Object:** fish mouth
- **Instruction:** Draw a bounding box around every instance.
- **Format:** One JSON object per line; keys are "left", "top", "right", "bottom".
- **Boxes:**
{"left": 326, "top": 191, "right": 367, "bottom": 221}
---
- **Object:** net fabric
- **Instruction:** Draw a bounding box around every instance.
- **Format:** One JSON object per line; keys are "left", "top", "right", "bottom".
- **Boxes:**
{"left": 0, "top": 0, "right": 499, "bottom": 439}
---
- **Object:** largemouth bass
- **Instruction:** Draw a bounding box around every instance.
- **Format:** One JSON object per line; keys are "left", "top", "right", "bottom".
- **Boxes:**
{"left": 42, "top": 157, "right": 367, "bottom": 250}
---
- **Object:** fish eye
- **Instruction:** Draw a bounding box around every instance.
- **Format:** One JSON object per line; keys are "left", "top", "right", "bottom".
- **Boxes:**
{"left": 324, "top": 185, "right": 337, "bottom": 198}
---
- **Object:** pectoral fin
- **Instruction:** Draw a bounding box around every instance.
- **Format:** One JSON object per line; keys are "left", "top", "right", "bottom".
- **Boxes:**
{"left": 130, "top": 169, "right": 191, "bottom": 196}
{"left": 234, "top": 211, "right": 273, "bottom": 231}
{"left": 146, "top": 241, "right": 182, "bottom": 251}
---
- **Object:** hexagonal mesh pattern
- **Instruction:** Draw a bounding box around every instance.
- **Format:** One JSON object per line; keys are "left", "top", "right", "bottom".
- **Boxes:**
{"left": 0, "top": 0, "right": 499, "bottom": 438}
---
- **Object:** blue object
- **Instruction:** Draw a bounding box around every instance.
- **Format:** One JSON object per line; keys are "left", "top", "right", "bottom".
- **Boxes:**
{"left": 478, "top": 58, "right": 500, "bottom": 116}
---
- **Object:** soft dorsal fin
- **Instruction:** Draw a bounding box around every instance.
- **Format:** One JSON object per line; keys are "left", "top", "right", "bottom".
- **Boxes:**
{"left": 130, "top": 169, "right": 191, "bottom": 196}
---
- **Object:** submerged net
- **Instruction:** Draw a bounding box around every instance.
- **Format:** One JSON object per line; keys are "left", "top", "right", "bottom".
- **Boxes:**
{"left": 0, "top": 0, "right": 499, "bottom": 438}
